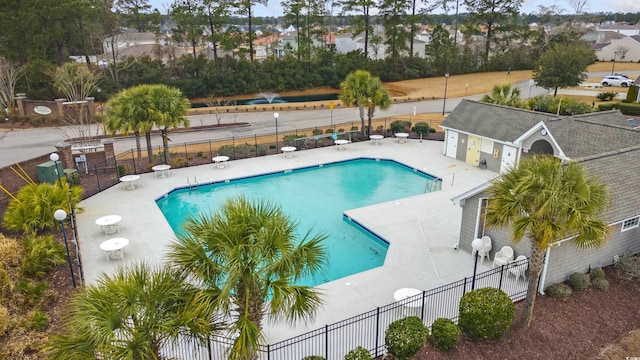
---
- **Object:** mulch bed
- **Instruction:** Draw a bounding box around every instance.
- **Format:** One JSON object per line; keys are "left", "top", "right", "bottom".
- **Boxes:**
{"left": 414, "top": 267, "right": 640, "bottom": 359}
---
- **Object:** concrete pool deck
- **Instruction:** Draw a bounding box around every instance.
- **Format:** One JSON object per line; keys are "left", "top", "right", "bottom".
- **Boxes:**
{"left": 76, "top": 138, "right": 498, "bottom": 342}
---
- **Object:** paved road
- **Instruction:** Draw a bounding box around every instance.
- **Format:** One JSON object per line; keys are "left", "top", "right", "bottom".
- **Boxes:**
{"left": 1, "top": 71, "right": 637, "bottom": 167}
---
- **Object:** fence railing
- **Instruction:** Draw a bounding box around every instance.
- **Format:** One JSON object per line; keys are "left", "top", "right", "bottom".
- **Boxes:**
{"left": 163, "top": 258, "right": 529, "bottom": 360}
{"left": 76, "top": 118, "right": 443, "bottom": 200}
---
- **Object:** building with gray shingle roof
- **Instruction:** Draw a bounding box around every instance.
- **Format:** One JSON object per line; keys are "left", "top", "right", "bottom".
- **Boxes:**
{"left": 443, "top": 99, "right": 640, "bottom": 290}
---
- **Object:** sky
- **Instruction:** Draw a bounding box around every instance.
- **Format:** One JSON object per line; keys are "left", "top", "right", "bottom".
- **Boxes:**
{"left": 148, "top": 0, "right": 640, "bottom": 17}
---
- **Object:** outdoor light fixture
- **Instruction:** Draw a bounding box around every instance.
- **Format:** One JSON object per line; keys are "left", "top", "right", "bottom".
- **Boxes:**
{"left": 471, "top": 237, "right": 485, "bottom": 290}
{"left": 442, "top": 72, "right": 450, "bottom": 116}
{"left": 54, "top": 209, "right": 76, "bottom": 288}
{"left": 49, "top": 152, "right": 62, "bottom": 188}
{"left": 273, "top": 112, "right": 279, "bottom": 151}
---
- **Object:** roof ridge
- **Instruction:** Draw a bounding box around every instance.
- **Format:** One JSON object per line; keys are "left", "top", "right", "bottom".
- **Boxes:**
{"left": 573, "top": 145, "right": 640, "bottom": 163}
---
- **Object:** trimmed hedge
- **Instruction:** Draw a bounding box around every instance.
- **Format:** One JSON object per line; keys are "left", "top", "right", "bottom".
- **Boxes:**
{"left": 385, "top": 316, "right": 429, "bottom": 360}
{"left": 458, "top": 288, "right": 515, "bottom": 340}
{"left": 430, "top": 317, "right": 461, "bottom": 351}
{"left": 597, "top": 103, "right": 616, "bottom": 111}
{"left": 617, "top": 102, "right": 640, "bottom": 115}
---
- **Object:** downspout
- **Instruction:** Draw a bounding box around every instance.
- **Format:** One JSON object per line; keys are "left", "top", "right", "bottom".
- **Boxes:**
{"left": 538, "top": 246, "right": 551, "bottom": 295}
{"left": 442, "top": 129, "right": 448, "bottom": 155}
{"left": 538, "top": 235, "right": 575, "bottom": 295}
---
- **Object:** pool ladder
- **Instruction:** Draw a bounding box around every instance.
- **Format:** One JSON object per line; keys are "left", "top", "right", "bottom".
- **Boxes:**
{"left": 187, "top": 176, "right": 199, "bottom": 190}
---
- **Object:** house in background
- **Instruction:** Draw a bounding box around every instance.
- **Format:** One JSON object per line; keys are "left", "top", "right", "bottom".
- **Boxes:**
{"left": 441, "top": 100, "right": 640, "bottom": 292}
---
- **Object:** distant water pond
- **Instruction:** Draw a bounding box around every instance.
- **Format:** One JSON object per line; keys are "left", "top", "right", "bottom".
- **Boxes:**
{"left": 191, "top": 93, "right": 339, "bottom": 108}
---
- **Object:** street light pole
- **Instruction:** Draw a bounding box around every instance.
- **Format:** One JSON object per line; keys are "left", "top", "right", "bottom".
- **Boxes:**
{"left": 442, "top": 72, "right": 450, "bottom": 116}
{"left": 471, "top": 237, "right": 485, "bottom": 290}
{"left": 49, "top": 153, "right": 63, "bottom": 188}
{"left": 159, "top": 125, "right": 168, "bottom": 164}
{"left": 273, "top": 112, "right": 279, "bottom": 151}
{"left": 54, "top": 209, "right": 76, "bottom": 288}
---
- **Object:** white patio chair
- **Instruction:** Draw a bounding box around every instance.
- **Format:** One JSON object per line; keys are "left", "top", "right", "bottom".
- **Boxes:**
{"left": 493, "top": 246, "right": 514, "bottom": 267}
{"left": 507, "top": 255, "right": 528, "bottom": 281}
{"left": 471, "top": 236, "right": 492, "bottom": 265}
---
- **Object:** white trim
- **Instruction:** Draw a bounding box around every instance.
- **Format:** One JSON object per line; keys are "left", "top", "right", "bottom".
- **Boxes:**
{"left": 621, "top": 216, "right": 640, "bottom": 232}
{"left": 474, "top": 197, "right": 489, "bottom": 239}
{"left": 451, "top": 181, "right": 494, "bottom": 206}
{"left": 514, "top": 121, "right": 568, "bottom": 159}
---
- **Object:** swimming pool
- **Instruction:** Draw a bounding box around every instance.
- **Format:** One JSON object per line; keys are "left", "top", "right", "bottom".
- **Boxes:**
{"left": 156, "top": 158, "right": 441, "bottom": 286}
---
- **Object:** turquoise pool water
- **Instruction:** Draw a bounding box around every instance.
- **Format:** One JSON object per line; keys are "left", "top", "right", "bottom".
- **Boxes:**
{"left": 156, "top": 158, "right": 440, "bottom": 286}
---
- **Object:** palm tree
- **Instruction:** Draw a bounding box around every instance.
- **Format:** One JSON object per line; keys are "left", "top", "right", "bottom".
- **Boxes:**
{"left": 104, "top": 86, "right": 150, "bottom": 160}
{"left": 168, "top": 196, "right": 328, "bottom": 360}
{"left": 480, "top": 84, "right": 526, "bottom": 109}
{"left": 485, "top": 155, "right": 608, "bottom": 329}
{"left": 147, "top": 84, "right": 191, "bottom": 163}
{"left": 104, "top": 84, "right": 190, "bottom": 162}
{"left": 339, "top": 70, "right": 391, "bottom": 136}
{"left": 48, "top": 262, "right": 223, "bottom": 359}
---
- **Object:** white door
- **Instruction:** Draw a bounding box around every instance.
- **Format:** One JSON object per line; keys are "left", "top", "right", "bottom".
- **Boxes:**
{"left": 445, "top": 131, "right": 458, "bottom": 158}
{"left": 501, "top": 145, "right": 517, "bottom": 173}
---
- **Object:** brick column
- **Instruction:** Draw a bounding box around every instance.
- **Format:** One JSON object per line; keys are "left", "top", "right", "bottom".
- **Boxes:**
{"left": 55, "top": 142, "right": 73, "bottom": 169}
{"left": 102, "top": 139, "right": 114, "bottom": 162}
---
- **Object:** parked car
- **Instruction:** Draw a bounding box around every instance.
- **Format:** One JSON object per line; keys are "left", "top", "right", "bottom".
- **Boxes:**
{"left": 601, "top": 75, "right": 634, "bottom": 87}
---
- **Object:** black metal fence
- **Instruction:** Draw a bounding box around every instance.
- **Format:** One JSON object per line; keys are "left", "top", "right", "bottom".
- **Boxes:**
{"left": 163, "top": 258, "right": 529, "bottom": 360}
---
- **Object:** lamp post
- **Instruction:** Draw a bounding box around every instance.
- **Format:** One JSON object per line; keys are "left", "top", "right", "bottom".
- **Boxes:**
{"left": 49, "top": 153, "right": 63, "bottom": 188}
{"left": 54, "top": 209, "right": 76, "bottom": 288}
{"left": 442, "top": 72, "right": 450, "bottom": 116}
{"left": 611, "top": 51, "right": 620, "bottom": 75}
{"left": 329, "top": 101, "right": 334, "bottom": 132}
{"left": 273, "top": 112, "right": 279, "bottom": 151}
{"left": 159, "top": 125, "right": 168, "bottom": 164}
{"left": 471, "top": 237, "right": 485, "bottom": 290}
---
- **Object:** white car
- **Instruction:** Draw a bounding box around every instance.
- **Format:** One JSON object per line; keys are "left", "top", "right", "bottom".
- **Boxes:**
{"left": 601, "top": 75, "right": 634, "bottom": 87}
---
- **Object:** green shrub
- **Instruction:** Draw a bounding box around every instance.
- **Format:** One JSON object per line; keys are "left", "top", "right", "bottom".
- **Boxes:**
{"left": 283, "top": 134, "right": 303, "bottom": 146}
{"left": 597, "top": 103, "right": 617, "bottom": 111}
{"left": 385, "top": 316, "right": 429, "bottom": 360}
{"left": 567, "top": 272, "right": 590, "bottom": 291}
{"left": 561, "top": 98, "right": 594, "bottom": 115}
{"left": 529, "top": 95, "right": 554, "bottom": 112}
{"left": 458, "top": 288, "right": 515, "bottom": 340}
{"left": 16, "top": 279, "right": 48, "bottom": 307}
{"left": 21, "top": 235, "right": 66, "bottom": 278}
{"left": 430, "top": 317, "right": 461, "bottom": 351}
{"left": 2, "top": 182, "right": 82, "bottom": 233}
{"left": 412, "top": 122, "right": 431, "bottom": 137}
{"left": 626, "top": 84, "right": 638, "bottom": 103}
{"left": 26, "top": 309, "right": 49, "bottom": 331}
{"left": 312, "top": 128, "right": 324, "bottom": 136}
{"left": 592, "top": 277, "right": 609, "bottom": 291}
{"left": 302, "top": 356, "right": 325, "bottom": 360}
{"left": 0, "top": 305, "right": 9, "bottom": 336}
{"left": 617, "top": 102, "right": 640, "bottom": 115}
{"left": 117, "top": 164, "right": 130, "bottom": 177}
{"left": 590, "top": 267, "right": 605, "bottom": 280}
{"left": 390, "top": 120, "right": 411, "bottom": 133}
{"left": 596, "top": 92, "right": 618, "bottom": 101}
{"left": 344, "top": 346, "right": 372, "bottom": 360}
{"left": 325, "top": 128, "right": 334, "bottom": 134}
{"left": 546, "top": 282, "right": 572, "bottom": 300}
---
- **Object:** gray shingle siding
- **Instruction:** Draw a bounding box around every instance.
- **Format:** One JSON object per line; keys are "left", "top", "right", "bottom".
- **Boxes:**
{"left": 543, "top": 225, "right": 640, "bottom": 287}
{"left": 446, "top": 100, "right": 640, "bottom": 289}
